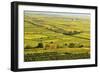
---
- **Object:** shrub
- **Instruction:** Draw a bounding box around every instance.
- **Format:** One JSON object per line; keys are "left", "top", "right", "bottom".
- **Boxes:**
{"left": 24, "top": 45, "right": 33, "bottom": 49}
{"left": 35, "top": 42, "right": 43, "bottom": 48}
{"left": 78, "top": 44, "right": 84, "bottom": 48}
{"left": 65, "top": 43, "right": 67, "bottom": 46}
{"left": 68, "top": 43, "right": 75, "bottom": 48}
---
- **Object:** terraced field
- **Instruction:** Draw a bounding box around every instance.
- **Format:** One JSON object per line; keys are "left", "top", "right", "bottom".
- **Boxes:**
{"left": 24, "top": 11, "right": 90, "bottom": 62}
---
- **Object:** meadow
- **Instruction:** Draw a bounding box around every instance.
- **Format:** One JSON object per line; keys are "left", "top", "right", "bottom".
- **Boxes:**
{"left": 24, "top": 11, "right": 90, "bottom": 62}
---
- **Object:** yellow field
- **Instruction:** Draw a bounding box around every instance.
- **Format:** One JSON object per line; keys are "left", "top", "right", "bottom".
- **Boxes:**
{"left": 24, "top": 11, "right": 90, "bottom": 62}
{"left": 24, "top": 48, "right": 90, "bottom": 54}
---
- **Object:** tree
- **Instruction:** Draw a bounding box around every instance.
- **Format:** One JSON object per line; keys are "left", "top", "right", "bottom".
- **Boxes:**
{"left": 78, "top": 44, "right": 84, "bottom": 48}
{"left": 36, "top": 42, "right": 43, "bottom": 48}
{"left": 68, "top": 43, "right": 75, "bottom": 48}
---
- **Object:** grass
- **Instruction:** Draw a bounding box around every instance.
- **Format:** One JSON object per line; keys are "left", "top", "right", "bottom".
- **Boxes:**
{"left": 24, "top": 52, "right": 90, "bottom": 62}
{"left": 24, "top": 48, "right": 90, "bottom": 54}
{"left": 24, "top": 11, "right": 90, "bottom": 62}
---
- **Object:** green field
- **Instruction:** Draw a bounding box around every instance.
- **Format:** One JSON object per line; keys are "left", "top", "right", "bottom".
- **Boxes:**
{"left": 24, "top": 11, "right": 90, "bottom": 62}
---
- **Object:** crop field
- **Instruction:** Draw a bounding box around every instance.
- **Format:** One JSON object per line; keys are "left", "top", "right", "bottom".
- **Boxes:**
{"left": 24, "top": 11, "right": 90, "bottom": 62}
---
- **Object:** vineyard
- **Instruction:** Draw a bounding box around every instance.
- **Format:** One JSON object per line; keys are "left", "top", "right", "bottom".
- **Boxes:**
{"left": 24, "top": 11, "right": 90, "bottom": 62}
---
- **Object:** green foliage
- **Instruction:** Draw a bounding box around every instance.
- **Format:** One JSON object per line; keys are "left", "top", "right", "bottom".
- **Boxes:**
{"left": 68, "top": 43, "right": 75, "bottom": 48}
{"left": 35, "top": 42, "right": 43, "bottom": 48}
{"left": 24, "top": 52, "right": 90, "bottom": 62}
{"left": 24, "top": 45, "right": 33, "bottom": 49}
{"left": 78, "top": 44, "right": 84, "bottom": 48}
{"left": 24, "top": 11, "right": 90, "bottom": 61}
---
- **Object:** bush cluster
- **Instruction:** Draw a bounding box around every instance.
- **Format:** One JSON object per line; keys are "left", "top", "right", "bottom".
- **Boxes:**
{"left": 24, "top": 42, "right": 85, "bottom": 49}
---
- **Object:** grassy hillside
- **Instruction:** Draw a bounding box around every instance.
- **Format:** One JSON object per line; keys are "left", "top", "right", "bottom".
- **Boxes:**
{"left": 24, "top": 11, "right": 90, "bottom": 62}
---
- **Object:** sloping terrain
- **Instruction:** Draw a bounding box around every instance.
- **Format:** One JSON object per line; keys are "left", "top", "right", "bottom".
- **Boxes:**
{"left": 24, "top": 11, "right": 90, "bottom": 62}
